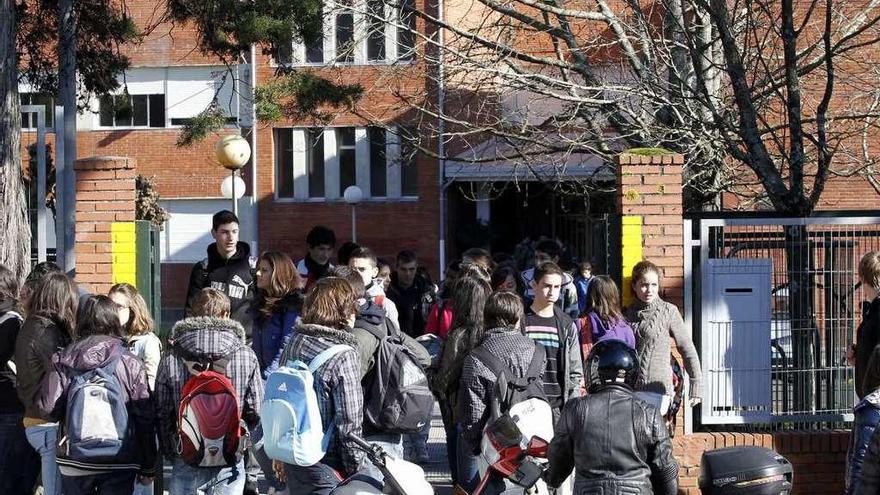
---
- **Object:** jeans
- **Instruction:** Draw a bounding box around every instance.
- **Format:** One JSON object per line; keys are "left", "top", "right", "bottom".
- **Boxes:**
{"left": 25, "top": 422, "right": 62, "bottom": 495}
{"left": 61, "top": 470, "right": 136, "bottom": 495}
{"left": 284, "top": 462, "right": 343, "bottom": 495}
{"left": 456, "top": 426, "right": 480, "bottom": 492}
{"left": 0, "top": 413, "right": 40, "bottom": 495}
{"left": 252, "top": 424, "right": 286, "bottom": 491}
{"left": 439, "top": 403, "right": 458, "bottom": 483}
{"left": 169, "top": 458, "right": 246, "bottom": 495}
{"left": 359, "top": 433, "right": 404, "bottom": 483}
{"left": 404, "top": 421, "right": 430, "bottom": 460}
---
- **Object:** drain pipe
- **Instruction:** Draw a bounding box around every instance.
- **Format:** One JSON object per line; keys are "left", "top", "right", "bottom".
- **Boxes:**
{"left": 437, "top": 0, "right": 447, "bottom": 280}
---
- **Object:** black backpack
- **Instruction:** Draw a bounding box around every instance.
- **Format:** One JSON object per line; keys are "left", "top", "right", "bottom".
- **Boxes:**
{"left": 470, "top": 342, "right": 547, "bottom": 421}
{"left": 360, "top": 320, "right": 434, "bottom": 434}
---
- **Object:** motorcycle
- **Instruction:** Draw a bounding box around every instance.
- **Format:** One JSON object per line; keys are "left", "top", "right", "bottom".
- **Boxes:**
{"left": 331, "top": 433, "right": 434, "bottom": 495}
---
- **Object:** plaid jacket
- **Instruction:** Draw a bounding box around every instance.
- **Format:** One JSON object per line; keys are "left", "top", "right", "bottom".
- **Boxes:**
{"left": 459, "top": 327, "right": 542, "bottom": 453}
{"left": 278, "top": 323, "right": 365, "bottom": 475}
{"left": 155, "top": 316, "right": 264, "bottom": 458}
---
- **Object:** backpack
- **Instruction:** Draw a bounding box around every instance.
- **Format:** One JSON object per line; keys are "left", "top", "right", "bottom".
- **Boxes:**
{"left": 175, "top": 344, "right": 246, "bottom": 467}
{"left": 62, "top": 355, "right": 133, "bottom": 464}
{"left": 261, "top": 344, "right": 351, "bottom": 466}
{"left": 360, "top": 320, "right": 434, "bottom": 434}
{"left": 470, "top": 342, "right": 553, "bottom": 443}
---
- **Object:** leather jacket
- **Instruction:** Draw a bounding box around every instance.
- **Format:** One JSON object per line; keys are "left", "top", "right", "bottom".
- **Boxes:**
{"left": 545, "top": 384, "right": 678, "bottom": 495}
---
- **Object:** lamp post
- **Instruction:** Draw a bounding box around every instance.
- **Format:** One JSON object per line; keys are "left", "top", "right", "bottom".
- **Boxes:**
{"left": 215, "top": 135, "right": 251, "bottom": 215}
{"left": 343, "top": 185, "right": 364, "bottom": 243}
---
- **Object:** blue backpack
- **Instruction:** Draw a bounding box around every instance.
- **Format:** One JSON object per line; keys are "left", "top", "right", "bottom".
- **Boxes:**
{"left": 260, "top": 345, "right": 351, "bottom": 466}
{"left": 61, "top": 355, "right": 133, "bottom": 464}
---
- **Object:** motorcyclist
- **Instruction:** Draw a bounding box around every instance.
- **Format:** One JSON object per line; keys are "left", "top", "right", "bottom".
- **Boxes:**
{"left": 544, "top": 339, "right": 678, "bottom": 495}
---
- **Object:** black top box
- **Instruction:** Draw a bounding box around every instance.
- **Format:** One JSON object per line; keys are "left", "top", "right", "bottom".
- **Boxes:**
{"left": 699, "top": 446, "right": 793, "bottom": 495}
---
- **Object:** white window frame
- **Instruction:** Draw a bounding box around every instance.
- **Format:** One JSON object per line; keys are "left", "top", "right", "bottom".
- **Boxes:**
{"left": 276, "top": 0, "right": 416, "bottom": 67}
{"left": 274, "top": 126, "right": 419, "bottom": 202}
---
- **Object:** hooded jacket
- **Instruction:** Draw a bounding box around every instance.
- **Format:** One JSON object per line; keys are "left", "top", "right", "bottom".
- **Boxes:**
{"left": 14, "top": 314, "right": 73, "bottom": 421}
{"left": 252, "top": 292, "right": 303, "bottom": 378}
{"left": 521, "top": 267, "right": 580, "bottom": 319}
{"left": 365, "top": 281, "right": 400, "bottom": 329}
{"left": 278, "top": 323, "right": 364, "bottom": 475}
{"left": 386, "top": 272, "right": 437, "bottom": 337}
{"left": 545, "top": 384, "right": 678, "bottom": 495}
{"left": 37, "top": 335, "right": 157, "bottom": 476}
{"left": 0, "top": 301, "right": 24, "bottom": 415}
{"left": 184, "top": 242, "right": 256, "bottom": 336}
{"left": 154, "top": 316, "right": 264, "bottom": 458}
{"left": 848, "top": 390, "right": 880, "bottom": 494}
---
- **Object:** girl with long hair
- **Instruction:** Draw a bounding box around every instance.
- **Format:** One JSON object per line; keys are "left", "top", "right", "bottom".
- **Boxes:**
{"left": 579, "top": 276, "right": 635, "bottom": 358}
{"left": 252, "top": 251, "right": 304, "bottom": 377}
{"left": 109, "top": 283, "right": 161, "bottom": 390}
{"left": 13, "top": 272, "right": 78, "bottom": 495}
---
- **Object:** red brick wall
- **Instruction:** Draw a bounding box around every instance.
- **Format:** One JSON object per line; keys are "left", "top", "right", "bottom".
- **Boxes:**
{"left": 74, "top": 156, "right": 136, "bottom": 294}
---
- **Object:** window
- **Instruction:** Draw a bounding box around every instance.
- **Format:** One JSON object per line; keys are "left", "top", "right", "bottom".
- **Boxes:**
{"left": 366, "top": 0, "right": 386, "bottom": 62}
{"left": 335, "top": 1, "right": 355, "bottom": 63}
{"left": 399, "top": 128, "right": 418, "bottom": 196}
{"left": 98, "top": 94, "right": 165, "bottom": 128}
{"left": 369, "top": 127, "right": 387, "bottom": 197}
{"left": 308, "top": 129, "right": 326, "bottom": 198}
{"left": 398, "top": 0, "right": 417, "bottom": 61}
{"left": 306, "top": 17, "right": 324, "bottom": 63}
{"left": 20, "top": 93, "right": 54, "bottom": 130}
{"left": 275, "top": 126, "right": 417, "bottom": 201}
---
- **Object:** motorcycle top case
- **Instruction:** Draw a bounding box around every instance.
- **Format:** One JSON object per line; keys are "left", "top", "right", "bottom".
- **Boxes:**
{"left": 698, "top": 446, "right": 793, "bottom": 495}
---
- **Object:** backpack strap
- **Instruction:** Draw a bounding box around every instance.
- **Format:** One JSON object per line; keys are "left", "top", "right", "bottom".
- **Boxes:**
{"left": 470, "top": 346, "right": 512, "bottom": 381}
{"left": 308, "top": 345, "right": 351, "bottom": 373}
{"left": 358, "top": 321, "right": 387, "bottom": 341}
{"left": 172, "top": 342, "right": 241, "bottom": 376}
{"left": 524, "top": 343, "right": 546, "bottom": 382}
{"left": 0, "top": 311, "right": 22, "bottom": 326}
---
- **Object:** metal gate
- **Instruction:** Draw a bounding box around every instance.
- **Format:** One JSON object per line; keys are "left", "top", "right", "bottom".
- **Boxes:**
{"left": 556, "top": 213, "right": 621, "bottom": 281}
{"left": 686, "top": 213, "right": 880, "bottom": 427}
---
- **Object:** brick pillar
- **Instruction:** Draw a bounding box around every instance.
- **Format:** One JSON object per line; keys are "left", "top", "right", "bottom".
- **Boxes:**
{"left": 616, "top": 152, "right": 685, "bottom": 308}
{"left": 75, "top": 156, "right": 137, "bottom": 294}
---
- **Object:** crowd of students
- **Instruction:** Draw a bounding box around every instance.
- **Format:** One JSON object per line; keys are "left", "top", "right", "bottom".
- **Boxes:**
{"left": 0, "top": 209, "right": 704, "bottom": 495}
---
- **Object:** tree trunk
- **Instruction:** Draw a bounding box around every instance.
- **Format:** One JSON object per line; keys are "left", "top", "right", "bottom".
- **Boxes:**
{"left": 0, "top": 0, "right": 31, "bottom": 280}
{"left": 785, "top": 224, "right": 818, "bottom": 415}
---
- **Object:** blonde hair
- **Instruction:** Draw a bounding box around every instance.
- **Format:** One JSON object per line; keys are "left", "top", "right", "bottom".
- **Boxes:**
{"left": 301, "top": 277, "right": 357, "bottom": 330}
{"left": 192, "top": 288, "right": 231, "bottom": 318}
{"left": 109, "top": 283, "right": 154, "bottom": 336}
{"left": 860, "top": 252, "right": 880, "bottom": 290}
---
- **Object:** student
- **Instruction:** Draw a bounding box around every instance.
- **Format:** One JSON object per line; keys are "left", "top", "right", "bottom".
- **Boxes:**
{"left": 376, "top": 258, "right": 392, "bottom": 292}
{"left": 0, "top": 264, "right": 40, "bottom": 495}
{"left": 155, "top": 289, "right": 264, "bottom": 495}
{"left": 624, "top": 260, "right": 702, "bottom": 415}
{"left": 348, "top": 247, "right": 400, "bottom": 328}
{"left": 426, "top": 260, "right": 462, "bottom": 340}
{"left": 579, "top": 276, "right": 635, "bottom": 357}
{"left": 387, "top": 250, "right": 437, "bottom": 338}
{"left": 38, "top": 295, "right": 157, "bottom": 495}
{"left": 336, "top": 241, "right": 361, "bottom": 266}
{"left": 109, "top": 283, "right": 161, "bottom": 390}
{"left": 490, "top": 263, "right": 522, "bottom": 294}
{"left": 14, "top": 272, "right": 79, "bottom": 495}
{"left": 574, "top": 260, "right": 594, "bottom": 315}
{"left": 520, "top": 239, "right": 579, "bottom": 318}
{"left": 433, "top": 269, "right": 492, "bottom": 490}
{"left": 331, "top": 266, "right": 431, "bottom": 479}
{"left": 854, "top": 251, "right": 880, "bottom": 399}
{"left": 272, "top": 278, "right": 365, "bottom": 495}
{"left": 296, "top": 225, "right": 337, "bottom": 289}
{"left": 523, "top": 262, "right": 584, "bottom": 422}
{"left": 252, "top": 251, "right": 304, "bottom": 378}
{"left": 459, "top": 291, "right": 545, "bottom": 494}
{"left": 461, "top": 247, "right": 494, "bottom": 273}
{"left": 183, "top": 210, "right": 257, "bottom": 337}
{"left": 545, "top": 339, "right": 678, "bottom": 495}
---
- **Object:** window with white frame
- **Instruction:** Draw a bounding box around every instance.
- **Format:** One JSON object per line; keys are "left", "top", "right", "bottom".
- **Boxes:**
{"left": 20, "top": 93, "right": 55, "bottom": 130}
{"left": 277, "top": 0, "right": 417, "bottom": 65}
{"left": 275, "top": 126, "right": 418, "bottom": 200}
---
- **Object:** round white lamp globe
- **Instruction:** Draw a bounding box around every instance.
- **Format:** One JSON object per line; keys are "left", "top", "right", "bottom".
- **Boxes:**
{"left": 215, "top": 135, "right": 251, "bottom": 170}
{"left": 343, "top": 185, "right": 364, "bottom": 205}
{"left": 221, "top": 175, "right": 247, "bottom": 199}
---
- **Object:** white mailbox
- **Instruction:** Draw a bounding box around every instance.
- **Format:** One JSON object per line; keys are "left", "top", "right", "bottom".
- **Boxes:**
{"left": 702, "top": 258, "right": 772, "bottom": 424}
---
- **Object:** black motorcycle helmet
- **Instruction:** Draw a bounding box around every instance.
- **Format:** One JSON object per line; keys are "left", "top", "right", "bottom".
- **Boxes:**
{"left": 586, "top": 339, "right": 639, "bottom": 390}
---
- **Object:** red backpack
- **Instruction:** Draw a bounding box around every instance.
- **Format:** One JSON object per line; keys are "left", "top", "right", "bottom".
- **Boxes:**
{"left": 175, "top": 345, "right": 245, "bottom": 467}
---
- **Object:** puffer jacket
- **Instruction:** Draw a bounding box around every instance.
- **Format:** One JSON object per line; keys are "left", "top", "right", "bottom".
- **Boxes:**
{"left": 278, "top": 323, "right": 365, "bottom": 475}
{"left": 848, "top": 390, "right": 880, "bottom": 494}
{"left": 37, "top": 335, "right": 157, "bottom": 476}
{"left": 14, "top": 314, "right": 72, "bottom": 421}
{"left": 155, "top": 316, "right": 264, "bottom": 458}
{"left": 545, "top": 384, "right": 678, "bottom": 495}
{"left": 252, "top": 292, "right": 303, "bottom": 378}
